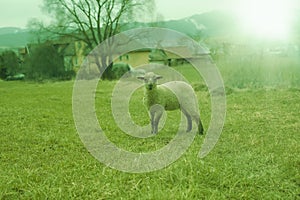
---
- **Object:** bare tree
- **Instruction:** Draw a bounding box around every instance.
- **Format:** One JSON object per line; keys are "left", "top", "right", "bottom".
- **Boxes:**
{"left": 34, "top": 0, "right": 155, "bottom": 77}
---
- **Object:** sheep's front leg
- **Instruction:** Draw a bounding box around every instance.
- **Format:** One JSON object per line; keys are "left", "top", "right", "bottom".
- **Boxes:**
{"left": 150, "top": 104, "right": 164, "bottom": 134}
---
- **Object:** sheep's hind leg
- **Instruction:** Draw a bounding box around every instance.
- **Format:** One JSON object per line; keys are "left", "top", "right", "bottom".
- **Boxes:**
{"left": 182, "top": 109, "right": 192, "bottom": 132}
{"left": 196, "top": 116, "right": 204, "bottom": 135}
{"left": 154, "top": 109, "right": 163, "bottom": 134}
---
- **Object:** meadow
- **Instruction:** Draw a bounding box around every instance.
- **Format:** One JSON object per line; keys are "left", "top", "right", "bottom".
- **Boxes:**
{"left": 0, "top": 55, "right": 300, "bottom": 199}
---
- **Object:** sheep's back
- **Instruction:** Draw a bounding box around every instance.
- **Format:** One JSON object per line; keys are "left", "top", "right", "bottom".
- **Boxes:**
{"left": 157, "top": 85, "right": 180, "bottom": 110}
{"left": 162, "top": 81, "right": 199, "bottom": 113}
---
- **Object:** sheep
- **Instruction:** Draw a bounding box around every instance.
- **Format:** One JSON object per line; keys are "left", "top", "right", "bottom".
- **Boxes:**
{"left": 138, "top": 72, "right": 204, "bottom": 135}
{"left": 112, "top": 62, "right": 146, "bottom": 78}
{"left": 129, "top": 68, "right": 146, "bottom": 77}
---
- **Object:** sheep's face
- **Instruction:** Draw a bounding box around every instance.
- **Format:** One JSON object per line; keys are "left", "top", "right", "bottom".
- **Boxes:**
{"left": 138, "top": 72, "right": 162, "bottom": 91}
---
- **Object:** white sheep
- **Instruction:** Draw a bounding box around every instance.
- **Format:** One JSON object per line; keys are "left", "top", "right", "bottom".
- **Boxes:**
{"left": 138, "top": 72, "right": 204, "bottom": 134}
{"left": 112, "top": 62, "right": 146, "bottom": 78}
{"left": 129, "top": 68, "right": 146, "bottom": 77}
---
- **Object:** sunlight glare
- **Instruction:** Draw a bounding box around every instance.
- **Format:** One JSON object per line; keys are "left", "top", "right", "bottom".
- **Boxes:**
{"left": 237, "top": 0, "right": 294, "bottom": 40}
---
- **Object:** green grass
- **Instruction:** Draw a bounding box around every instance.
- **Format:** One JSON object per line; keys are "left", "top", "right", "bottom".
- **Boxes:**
{"left": 216, "top": 54, "right": 300, "bottom": 89}
{"left": 0, "top": 78, "right": 299, "bottom": 199}
{"left": 1, "top": 58, "right": 300, "bottom": 199}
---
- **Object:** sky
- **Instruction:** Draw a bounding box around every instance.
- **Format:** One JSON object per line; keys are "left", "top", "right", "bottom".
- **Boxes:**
{"left": 0, "top": 0, "right": 299, "bottom": 28}
{"left": 0, "top": 0, "right": 45, "bottom": 28}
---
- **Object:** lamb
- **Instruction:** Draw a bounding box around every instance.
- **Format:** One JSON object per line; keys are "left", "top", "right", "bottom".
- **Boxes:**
{"left": 129, "top": 68, "right": 146, "bottom": 77}
{"left": 138, "top": 72, "right": 204, "bottom": 135}
{"left": 112, "top": 62, "right": 146, "bottom": 78}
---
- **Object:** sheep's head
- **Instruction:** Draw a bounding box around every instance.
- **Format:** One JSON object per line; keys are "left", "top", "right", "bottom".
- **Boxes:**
{"left": 137, "top": 72, "right": 162, "bottom": 90}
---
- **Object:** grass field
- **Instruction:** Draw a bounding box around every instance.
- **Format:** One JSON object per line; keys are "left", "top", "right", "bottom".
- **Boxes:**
{"left": 0, "top": 60, "right": 300, "bottom": 199}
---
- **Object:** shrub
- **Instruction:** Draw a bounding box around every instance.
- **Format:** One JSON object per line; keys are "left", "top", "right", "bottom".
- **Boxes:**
{"left": 24, "top": 44, "right": 73, "bottom": 80}
{"left": 0, "top": 50, "right": 20, "bottom": 79}
{"left": 102, "top": 62, "right": 131, "bottom": 80}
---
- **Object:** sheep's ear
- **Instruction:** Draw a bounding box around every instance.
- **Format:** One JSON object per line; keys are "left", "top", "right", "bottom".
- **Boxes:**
{"left": 155, "top": 75, "right": 163, "bottom": 80}
{"left": 137, "top": 76, "right": 145, "bottom": 80}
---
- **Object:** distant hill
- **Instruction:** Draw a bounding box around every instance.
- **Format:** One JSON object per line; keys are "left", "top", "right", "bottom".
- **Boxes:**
{"left": 0, "top": 27, "right": 24, "bottom": 35}
{"left": 121, "top": 11, "right": 240, "bottom": 42}
{"left": 0, "top": 10, "right": 238, "bottom": 51}
{"left": 0, "top": 27, "right": 32, "bottom": 50}
{"left": 1, "top": 10, "right": 298, "bottom": 51}
{"left": 189, "top": 11, "right": 239, "bottom": 36}
{"left": 122, "top": 11, "right": 237, "bottom": 38}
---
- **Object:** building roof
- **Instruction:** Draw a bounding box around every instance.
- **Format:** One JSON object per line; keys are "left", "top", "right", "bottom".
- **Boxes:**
{"left": 149, "top": 45, "right": 210, "bottom": 61}
{"left": 166, "top": 46, "right": 210, "bottom": 58}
